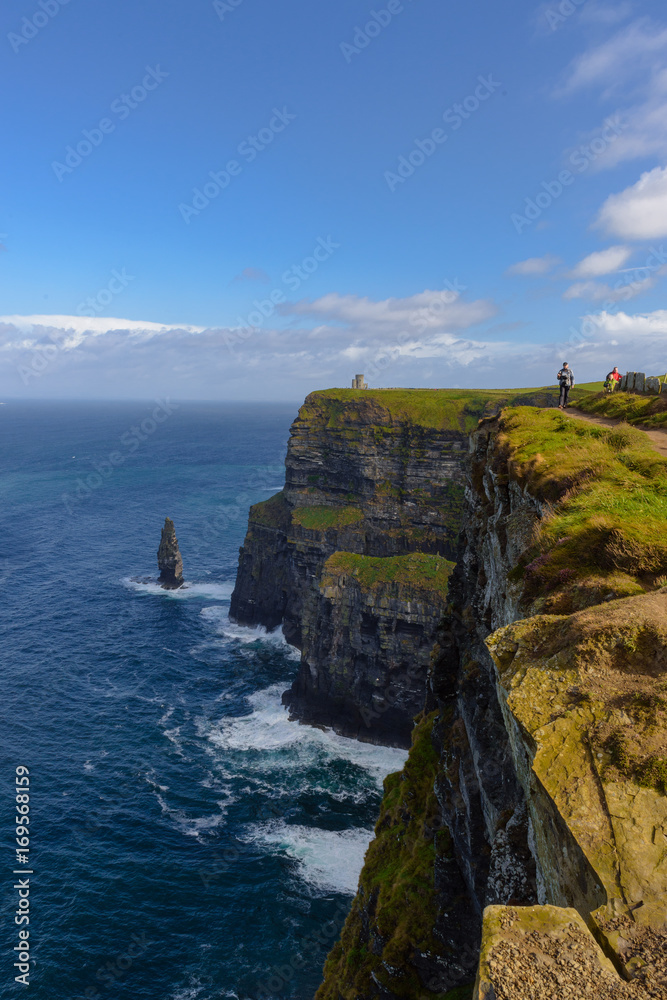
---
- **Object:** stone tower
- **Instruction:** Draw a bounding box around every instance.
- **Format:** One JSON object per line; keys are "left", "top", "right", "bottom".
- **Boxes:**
{"left": 351, "top": 374, "right": 368, "bottom": 389}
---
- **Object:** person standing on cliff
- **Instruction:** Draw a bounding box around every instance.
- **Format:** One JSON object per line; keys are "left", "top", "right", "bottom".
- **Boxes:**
{"left": 556, "top": 362, "right": 575, "bottom": 408}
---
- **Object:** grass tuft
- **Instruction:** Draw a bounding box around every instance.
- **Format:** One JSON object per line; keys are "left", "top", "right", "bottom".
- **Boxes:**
{"left": 324, "top": 551, "right": 456, "bottom": 596}
{"left": 291, "top": 505, "right": 363, "bottom": 530}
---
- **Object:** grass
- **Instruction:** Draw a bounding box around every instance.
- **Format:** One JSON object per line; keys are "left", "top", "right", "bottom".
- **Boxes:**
{"left": 576, "top": 389, "right": 667, "bottom": 428}
{"left": 598, "top": 727, "right": 667, "bottom": 793}
{"left": 496, "top": 407, "right": 667, "bottom": 610}
{"left": 291, "top": 505, "right": 363, "bottom": 530}
{"left": 324, "top": 551, "right": 456, "bottom": 595}
{"left": 300, "top": 384, "right": 603, "bottom": 434}
{"left": 316, "top": 713, "right": 474, "bottom": 1000}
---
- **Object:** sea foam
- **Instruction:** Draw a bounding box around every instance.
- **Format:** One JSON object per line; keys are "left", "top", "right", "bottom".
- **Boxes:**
{"left": 241, "top": 821, "right": 372, "bottom": 895}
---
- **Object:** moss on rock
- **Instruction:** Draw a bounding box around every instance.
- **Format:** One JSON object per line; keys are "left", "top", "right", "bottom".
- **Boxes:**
{"left": 323, "top": 551, "right": 456, "bottom": 597}
{"left": 486, "top": 592, "right": 667, "bottom": 953}
{"left": 316, "top": 712, "right": 474, "bottom": 1000}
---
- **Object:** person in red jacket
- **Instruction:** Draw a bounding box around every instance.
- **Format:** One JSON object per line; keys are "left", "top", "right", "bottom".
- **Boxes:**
{"left": 604, "top": 366, "right": 621, "bottom": 392}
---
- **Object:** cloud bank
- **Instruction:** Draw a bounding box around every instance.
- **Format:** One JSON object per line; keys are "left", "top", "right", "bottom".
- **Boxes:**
{"left": 2, "top": 287, "right": 666, "bottom": 399}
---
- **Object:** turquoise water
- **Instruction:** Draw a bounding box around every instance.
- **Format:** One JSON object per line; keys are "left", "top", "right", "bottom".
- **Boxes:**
{"left": 0, "top": 400, "right": 406, "bottom": 1000}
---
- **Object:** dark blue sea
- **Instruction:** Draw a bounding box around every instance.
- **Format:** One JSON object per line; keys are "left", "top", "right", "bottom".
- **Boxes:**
{"left": 0, "top": 400, "right": 406, "bottom": 1000}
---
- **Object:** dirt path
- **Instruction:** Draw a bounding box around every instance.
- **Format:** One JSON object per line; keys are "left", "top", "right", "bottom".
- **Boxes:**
{"left": 564, "top": 406, "right": 667, "bottom": 458}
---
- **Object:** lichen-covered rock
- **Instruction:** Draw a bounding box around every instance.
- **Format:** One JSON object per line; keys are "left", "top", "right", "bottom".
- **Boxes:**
{"left": 474, "top": 905, "right": 622, "bottom": 999}
{"left": 157, "top": 517, "right": 184, "bottom": 589}
{"left": 486, "top": 592, "right": 667, "bottom": 973}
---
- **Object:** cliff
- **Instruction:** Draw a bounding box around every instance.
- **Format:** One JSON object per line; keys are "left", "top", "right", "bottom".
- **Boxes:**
{"left": 230, "top": 386, "right": 563, "bottom": 746}
{"left": 314, "top": 403, "right": 667, "bottom": 998}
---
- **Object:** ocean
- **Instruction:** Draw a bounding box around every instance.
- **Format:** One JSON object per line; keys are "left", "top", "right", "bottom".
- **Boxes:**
{"left": 0, "top": 400, "right": 407, "bottom": 1000}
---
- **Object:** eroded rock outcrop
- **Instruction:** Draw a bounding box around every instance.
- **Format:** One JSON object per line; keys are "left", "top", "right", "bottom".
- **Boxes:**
{"left": 157, "top": 517, "right": 184, "bottom": 589}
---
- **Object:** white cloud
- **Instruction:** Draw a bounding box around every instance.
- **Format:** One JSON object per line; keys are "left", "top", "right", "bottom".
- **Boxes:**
{"left": 579, "top": 2, "right": 634, "bottom": 27}
{"left": 556, "top": 21, "right": 667, "bottom": 170}
{"left": 557, "top": 20, "right": 667, "bottom": 96}
{"left": 0, "top": 314, "right": 205, "bottom": 346}
{"left": 3, "top": 296, "right": 662, "bottom": 399}
{"left": 0, "top": 293, "right": 506, "bottom": 398}
{"left": 595, "top": 165, "right": 667, "bottom": 239}
{"left": 588, "top": 307, "right": 667, "bottom": 339}
{"left": 568, "top": 245, "right": 632, "bottom": 278}
{"left": 563, "top": 273, "right": 656, "bottom": 302}
{"left": 283, "top": 290, "right": 498, "bottom": 335}
{"left": 505, "top": 255, "right": 560, "bottom": 277}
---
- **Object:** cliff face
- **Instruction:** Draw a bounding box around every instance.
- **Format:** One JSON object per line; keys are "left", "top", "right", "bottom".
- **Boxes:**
{"left": 230, "top": 388, "right": 563, "bottom": 746}
{"left": 231, "top": 389, "right": 476, "bottom": 745}
{"left": 316, "top": 406, "right": 667, "bottom": 999}
{"left": 289, "top": 552, "right": 455, "bottom": 746}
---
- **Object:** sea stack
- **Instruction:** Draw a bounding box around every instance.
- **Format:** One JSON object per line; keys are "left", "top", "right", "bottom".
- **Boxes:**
{"left": 157, "top": 517, "right": 184, "bottom": 589}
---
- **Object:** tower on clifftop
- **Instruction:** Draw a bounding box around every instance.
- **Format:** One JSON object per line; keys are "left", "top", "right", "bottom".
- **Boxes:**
{"left": 351, "top": 374, "right": 368, "bottom": 389}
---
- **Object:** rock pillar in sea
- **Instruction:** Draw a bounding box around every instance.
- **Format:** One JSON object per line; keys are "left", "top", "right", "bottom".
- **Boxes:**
{"left": 157, "top": 517, "right": 184, "bottom": 589}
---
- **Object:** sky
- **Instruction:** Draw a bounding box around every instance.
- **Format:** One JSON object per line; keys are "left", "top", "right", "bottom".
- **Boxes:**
{"left": 2, "top": 0, "right": 667, "bottom": 399}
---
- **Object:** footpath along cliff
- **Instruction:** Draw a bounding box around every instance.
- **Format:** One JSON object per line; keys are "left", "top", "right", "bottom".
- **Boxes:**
{"left": 231, "top": 387, "right": 667, "bottom": 997}
{"left": 230, "top": 386, "right": 559, "bottom": 746}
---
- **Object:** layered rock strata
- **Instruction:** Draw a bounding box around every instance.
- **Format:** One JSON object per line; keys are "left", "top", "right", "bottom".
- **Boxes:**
{"left": 231, "top": 388, "right": 561, "bottom": 746}
{"left": 231, "top": 389, "right": 474, "bottom": 745}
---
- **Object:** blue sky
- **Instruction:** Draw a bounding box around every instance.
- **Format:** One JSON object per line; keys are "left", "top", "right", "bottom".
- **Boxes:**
{"left": 2, "top": 0, "right": 667, "bottom": 399}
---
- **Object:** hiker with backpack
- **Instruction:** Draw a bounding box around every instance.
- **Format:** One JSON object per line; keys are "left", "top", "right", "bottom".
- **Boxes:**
{"left": 556, "top": 362, "right": 575, "bottom": 408}
{"left": 603, "top": 366, "right": 621, "bottom": 393}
